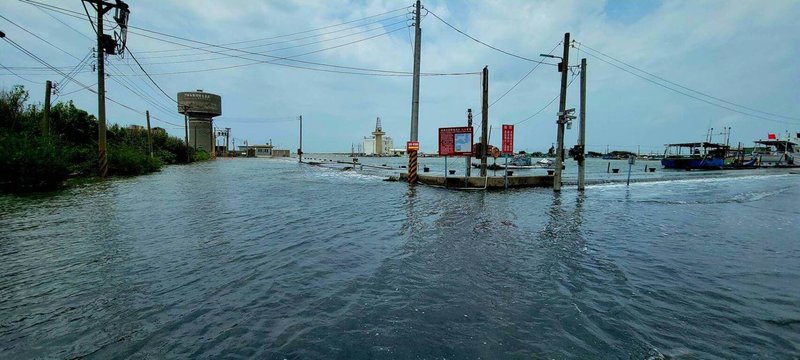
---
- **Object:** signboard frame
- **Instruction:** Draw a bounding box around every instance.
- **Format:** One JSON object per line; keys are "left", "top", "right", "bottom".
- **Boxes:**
{"left": 438, "top": 126, "right": 474, "bottom": 156}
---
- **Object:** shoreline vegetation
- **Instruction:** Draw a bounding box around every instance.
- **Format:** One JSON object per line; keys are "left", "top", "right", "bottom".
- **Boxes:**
{"left": 1, "top": 86, "right": 207, "bottom": 193}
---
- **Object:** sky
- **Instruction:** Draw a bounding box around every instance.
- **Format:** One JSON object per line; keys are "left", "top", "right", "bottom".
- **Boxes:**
{"left": 2, "top": 0, "right": 799, "bottom": 154}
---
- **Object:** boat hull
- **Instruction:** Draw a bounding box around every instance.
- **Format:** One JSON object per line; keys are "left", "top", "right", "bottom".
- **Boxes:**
{"left": 661, "top": 157, "right": 724, "bottom": 170}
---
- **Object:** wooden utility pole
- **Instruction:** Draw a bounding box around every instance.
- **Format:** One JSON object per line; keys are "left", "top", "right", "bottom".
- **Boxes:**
{"left": 480, "top": 66, "right": 489, "bottom": 177}
{"left": 42, "top": 80, "right": 52, "bottom": 136}
{"left": 553, "top": 32, "right": 571, "bottom": 191}
{"left": 407, "top": 0, "right": 422, "bottom": 184}
{"left": 146, "top": 110, "right": 152, "bottom": 158}
{"left": 578, "top": 58, "right": 587, "bottom": 191}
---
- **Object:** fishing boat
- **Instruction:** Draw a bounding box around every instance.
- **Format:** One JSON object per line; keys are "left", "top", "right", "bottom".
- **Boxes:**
{"left": 751, "top": 139, "right": 799, "bottom": 167}
{"left": 661, "top": 142, "right": 728, "bottom": 170}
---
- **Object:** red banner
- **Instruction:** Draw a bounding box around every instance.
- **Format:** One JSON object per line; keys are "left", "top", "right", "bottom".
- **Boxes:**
{"left": 502, "top": 124, "right": 514, "bottom": 154}
{"left": 438, "top": 126, "right": 473, "bottom": 156}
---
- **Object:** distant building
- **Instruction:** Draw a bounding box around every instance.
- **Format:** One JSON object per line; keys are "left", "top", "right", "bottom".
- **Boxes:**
{"left": 362, "top": 117, "right": 394, "bottom": 156}
{"left": 237, "top": 144, "right": 273, "bottom": 156}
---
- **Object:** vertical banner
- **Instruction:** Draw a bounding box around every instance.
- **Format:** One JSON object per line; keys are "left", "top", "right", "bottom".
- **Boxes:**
{"left": 502, "top": 124, "right": 514, "bottom": 154}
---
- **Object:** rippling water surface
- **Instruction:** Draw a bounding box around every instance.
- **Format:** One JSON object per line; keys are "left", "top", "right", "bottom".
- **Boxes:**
{"left": 1, "top": 158, "right": 799, "bottom": 359}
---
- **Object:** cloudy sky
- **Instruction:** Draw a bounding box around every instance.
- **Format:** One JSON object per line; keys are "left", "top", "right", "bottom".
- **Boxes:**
{"left": 2, "top": 0, "right": 799, "bottom": 154}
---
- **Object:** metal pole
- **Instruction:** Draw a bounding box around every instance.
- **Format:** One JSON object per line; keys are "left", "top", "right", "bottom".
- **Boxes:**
{"left": 553, "top": 32, "right": 570, "bottom": 191}
{"left": 43, "top": 80, "right": 51, "bottom": 137}
{"left": 480, "top": 66, "right": 489, "bottom": 177}
{"left": 408, "top": 0, "right": 422, "bottom": 184}
{"left": 578, "top": 58, "right": 586, "bottom": 190}
{"left": 299, "top": 115, "right": 303, "bottom": 162}
{"left": 96, "top": 6, "right": 108, "bottom": 178}
{"left": 146, "top": 110, "right": 152, "bottom": 158}
{"left": 444, "top": 156, "right": 448, "bottom": 189}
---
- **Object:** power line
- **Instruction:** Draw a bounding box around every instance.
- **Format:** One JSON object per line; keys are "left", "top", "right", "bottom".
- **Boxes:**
{"left": 22, "top": 0, "right": 478, "bottom": 77}
{"left": 426, "top": 8, "right": 556, "bottom": 66}
{"left": 514, "top": 73, "right": 578, "bottom": 126}
{"left": 488, "top": 42, "right": 562, "bottom": 109}
{"left": 575, "top": 41, "right": 799, "bottom": 121}
{"left": 138, "top": 6, "right": 410, "bottom": 53}
{"left": 0, "top": 62, "right": 38, "bottom": 84}
{"left": 126, "top": 48, "right": 177, "bottom": 104}
{"left": 3, "top": 35, "right": 182, "bottom": 128}
{"left": 136, "top": 13, "right": 411, "bottom": 60}
{"left": 0, "top": 14, "right": 81, "bottom": 61}
{"left": 575, "top": 43, "right": 799, "bottom": 124}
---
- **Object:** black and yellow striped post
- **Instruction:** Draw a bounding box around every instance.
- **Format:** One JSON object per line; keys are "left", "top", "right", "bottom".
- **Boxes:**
{"left": 407, "top": 141, "right": 419, "bottom": 184}
{"left": 99, "top": 147, "right": 108, "bottom": 178}
{"left": 408, "top": 150, "right": 418, "bottom": 184}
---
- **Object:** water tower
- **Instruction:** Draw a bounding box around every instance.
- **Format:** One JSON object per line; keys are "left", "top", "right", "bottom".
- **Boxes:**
{"left": 177, "top": 90, "right": 222, "bottom": 155}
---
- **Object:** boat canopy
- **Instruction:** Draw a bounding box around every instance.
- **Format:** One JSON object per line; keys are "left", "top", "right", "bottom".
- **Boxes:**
{"left": 663, "top": 142, "right": 729, "bottom": 148}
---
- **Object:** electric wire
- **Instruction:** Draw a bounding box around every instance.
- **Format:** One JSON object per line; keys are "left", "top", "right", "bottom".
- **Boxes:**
{"left": 576, "top": 44, "right": 799, "bottom": 124}
{"left": 126, "top": 48, "right": 177, "bottom": 104}
{"left": 0, "top": 62, "right": 38, "bottom": 84}
{"left": 0, "top": 14, "right": 81, "bottom": 61}
{"left": 514, "top": 73, "right": 578, "bottom": 126}
{"left": 574, "top": 41, "right": 799, "bottom": 122}
{"left": 426, "top": 8, "right": 556, "bottom": 65}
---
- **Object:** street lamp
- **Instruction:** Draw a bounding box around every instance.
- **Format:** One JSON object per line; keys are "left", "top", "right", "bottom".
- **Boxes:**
{"left": 539, "top": 54, "right": 561, "bottom": 59}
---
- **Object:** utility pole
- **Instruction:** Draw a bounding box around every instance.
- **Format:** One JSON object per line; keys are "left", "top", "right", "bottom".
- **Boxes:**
{"left": 146, "top": 110, "right": 153, "bottom": 158}
{"left": 408, "top": 0, "right": 422, "bottom": 184}
{"left": 577, "top": 58, "right": 587, "bottom": 191}
{"left": 225, "top": 127, "right": 230, "bottom": 156}
{"left": 182, "top": 106, "right": 190, "bottom": 162}
{"left": 298, "top": 115, "right": 303, "bottom": 163}
{"left": 553, "top": 32, "right": 571, "bottom": 191}
{"left": 42, "top": 80, "right": 52, "bottom": 137}
{"left": 480, "top": 66, "right": 489, "bottom": 177}
{"left": 84, "top": 0, "right": 129, "bottom": 177}
{"left": 466, "top": 108, "right": 472, "bottom": 177}
{"left": 95, "top": 6, "right": 109, "bottom": 177}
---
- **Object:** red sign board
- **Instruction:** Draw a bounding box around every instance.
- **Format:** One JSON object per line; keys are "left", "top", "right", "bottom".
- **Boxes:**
{"left": 502, "top": 124, "right": 514, "bottom": 154}
{"left": 438, "top": 126, "right": 473, "bottom": 156}
{"left": 406, "top": 141, "right": 419, "bottom": 151}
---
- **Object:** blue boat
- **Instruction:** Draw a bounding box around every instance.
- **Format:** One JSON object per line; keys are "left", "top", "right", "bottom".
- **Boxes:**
{"left": 661, "top": 142, "right": 728, "bottom": 170}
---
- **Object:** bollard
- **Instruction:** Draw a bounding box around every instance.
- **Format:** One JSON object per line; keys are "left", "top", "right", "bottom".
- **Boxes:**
{"left": 607, "top": 162, "right": 611, "bottom": 173}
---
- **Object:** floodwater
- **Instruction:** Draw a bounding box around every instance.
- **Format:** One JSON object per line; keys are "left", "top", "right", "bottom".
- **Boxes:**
{"left": 1, "top": 157, "right": 799, "bottom": 359}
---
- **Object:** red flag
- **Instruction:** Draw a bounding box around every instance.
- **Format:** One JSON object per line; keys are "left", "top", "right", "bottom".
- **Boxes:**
{"left": 768, "top": 133, "right": 777, "bottom": 139}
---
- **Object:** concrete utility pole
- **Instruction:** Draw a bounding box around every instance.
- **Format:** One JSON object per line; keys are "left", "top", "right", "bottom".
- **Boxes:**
{"left": 553, "top": 32, "right": 571, "bottom": 191}
{"left": 96, "top": 6, "right": 109, "bottom": 177}
{"left": 466, "top": 108, "right": 472, "bottom": 177}
{"left": 577, "top": 58, "right": 587, "bottom": 191}
{"left": 42, "top": 80, "right": 52, "bottom": 136}
{"left": 146, "top": 110, "right": 153, "bottom": 158}
{"left": 298, "top": 115, "right": 303, "bottom": 163}
{"left": 480, "top": 66, "right": 489, "bottom": 177}
{"left": 407, "top": 0, "right": 422, "bottom": 184}
{"left": 182, "top": 106, "right": 190, "bottom": 162}
{"left": 84, "top": 0, "right": 129, "bottom": 177}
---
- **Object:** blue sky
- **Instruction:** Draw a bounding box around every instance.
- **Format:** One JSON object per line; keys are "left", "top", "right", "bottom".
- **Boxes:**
{"left": 2, "top": 0, "right": 798, "bottom": 153}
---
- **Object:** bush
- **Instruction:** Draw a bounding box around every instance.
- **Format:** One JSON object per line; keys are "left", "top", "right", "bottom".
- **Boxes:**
{"left": 108, "top": 145, "right": 162, "bottom": 176}
{"left": 0, "top": 131, "right": 72, "bottom": 190}
{"left": 192, "top": 149, "right": 211, "bottom": 162}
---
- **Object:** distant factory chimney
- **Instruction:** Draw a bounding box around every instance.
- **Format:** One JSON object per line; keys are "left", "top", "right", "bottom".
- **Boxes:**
{"left": 372, "top": 116, "right": 386, "bottom": 155}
